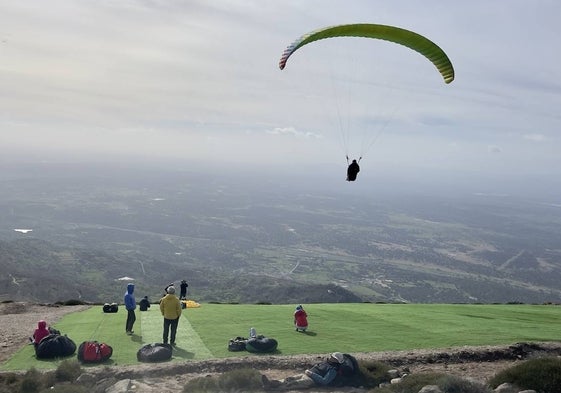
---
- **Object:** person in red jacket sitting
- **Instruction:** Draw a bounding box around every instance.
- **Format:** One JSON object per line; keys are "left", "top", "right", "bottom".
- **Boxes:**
{"left": 294, "top": 305, "right": 308, "bottom": 332}
{"left": 32, "top": 320, "right": 50, "bottom": 347}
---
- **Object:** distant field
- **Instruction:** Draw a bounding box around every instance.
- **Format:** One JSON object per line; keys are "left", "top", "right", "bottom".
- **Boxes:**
{"left": 2, "top": 303, "right": 560, "bottom": 371}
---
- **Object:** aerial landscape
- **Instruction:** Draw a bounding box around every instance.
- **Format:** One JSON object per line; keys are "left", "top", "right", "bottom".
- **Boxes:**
{"left": 1, "top": 160, "right": 561, "bottom": 305}
{"left": 1, "top": 1, "right": 560, "bottom": 392}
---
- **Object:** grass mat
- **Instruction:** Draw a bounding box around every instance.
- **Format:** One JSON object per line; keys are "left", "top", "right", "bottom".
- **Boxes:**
{"left": 2, "top": 303, "right": 560, "bottom": 370}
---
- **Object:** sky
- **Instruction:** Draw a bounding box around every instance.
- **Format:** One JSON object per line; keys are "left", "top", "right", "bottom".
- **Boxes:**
{"left": 1, "top": 1, "right": 560, "bottom": 195}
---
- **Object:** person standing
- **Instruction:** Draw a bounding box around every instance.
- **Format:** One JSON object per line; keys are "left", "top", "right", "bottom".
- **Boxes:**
{"left": 164, "top": 282, "right": 174, "bottom": 295}
{"left": 180, "top": 280, "right": 188, "bottom": 300}
{"left": 160, "top": 285, "right": 182, "bottom": 345}
{"left": 124, "top": 283, "right": 136, "bottom": 335}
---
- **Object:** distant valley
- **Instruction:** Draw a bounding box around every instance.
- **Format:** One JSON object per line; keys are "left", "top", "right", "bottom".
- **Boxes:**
{"left": 1, "top": 161, "right": 561, "bottom": 305}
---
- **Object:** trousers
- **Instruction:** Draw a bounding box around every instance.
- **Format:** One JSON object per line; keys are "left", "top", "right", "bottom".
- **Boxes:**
{"left": 163, "top": 317, "right": 179, "bottom": 344}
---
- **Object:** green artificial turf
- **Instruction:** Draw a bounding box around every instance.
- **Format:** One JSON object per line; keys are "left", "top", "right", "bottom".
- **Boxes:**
{"left": 189, "top": 303, "right": 561, "bottom": 357}
{"left": 2, "top": 303, "right": 560, "bottom": 371}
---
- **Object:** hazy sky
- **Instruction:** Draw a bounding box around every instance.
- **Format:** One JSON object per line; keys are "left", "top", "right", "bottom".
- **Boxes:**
{"left": 1, "top": 1, "right": 560, "bottom": 191}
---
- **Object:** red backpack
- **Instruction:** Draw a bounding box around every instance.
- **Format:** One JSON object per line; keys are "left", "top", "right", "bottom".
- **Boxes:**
{"left": 77, "top": 341, "right": 113, "bottom": 363}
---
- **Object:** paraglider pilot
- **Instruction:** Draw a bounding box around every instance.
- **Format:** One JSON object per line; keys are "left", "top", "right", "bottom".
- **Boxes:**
{"left": 346, "top": 158, "right": 360, "bottom": 182}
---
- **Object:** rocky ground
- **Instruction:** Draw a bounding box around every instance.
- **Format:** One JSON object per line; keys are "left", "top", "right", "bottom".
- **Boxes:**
{"left": 2, "top": 302, "right": 561, "bottom": 392}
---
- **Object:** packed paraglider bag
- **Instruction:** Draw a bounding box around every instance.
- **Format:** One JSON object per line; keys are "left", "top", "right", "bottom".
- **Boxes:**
{"left": 136, "top": 343, "right": 173, "bottom": 362}
{"left": 245, "top": 335, "right": 278, "bottom": 353}
{"left": 102, "top": 303, "right": 119, "bottom": 313}
{"left": 35, "top": 334, "right": 77, "bottom": 359}
{"left": 77, "top": 341, "right": 113, "bottom": 363}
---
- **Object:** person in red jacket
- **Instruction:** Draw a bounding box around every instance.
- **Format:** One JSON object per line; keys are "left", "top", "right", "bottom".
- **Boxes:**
{"left": 32, "top": 320, "right": 50, "bottom": 347}
{"left": 294, "top": 305, "right": 308, "bottom": 332}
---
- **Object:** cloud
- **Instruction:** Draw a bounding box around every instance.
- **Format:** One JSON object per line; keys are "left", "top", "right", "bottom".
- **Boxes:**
{"left": 523, "top": 134, "right": 546, "bottom": 142}
{"left": 266, "top": 127, "right": 322, "bottom": 139}
{"left": 488, "top": 145, "right": 502, "bottom": 153}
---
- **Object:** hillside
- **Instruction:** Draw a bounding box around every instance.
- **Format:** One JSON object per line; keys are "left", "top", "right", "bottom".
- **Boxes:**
{"left": 2, "top": 163, "right": 561, "bottom": 304}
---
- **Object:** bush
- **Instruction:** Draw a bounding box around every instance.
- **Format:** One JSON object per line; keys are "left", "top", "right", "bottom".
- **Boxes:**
{"left": 55, "top": 359, "right": 82, "bottom": 382}
{"left": 489, "top": 357, "right": 561, "bottom": 392}
{"left": 438, "top": 374, "right": 490, "bottom": 393}
{"left": 19, "top": 368, "right": 43, "bottom": 393}
{"left": 356, "top": 359, "right": 392, "bottom": 388}
{"left": 183, "top": 368, "right": 263, "bottom": 392}
{"left": 376, "top": 372, "right": 491, "bottom": 393}
{"left": 1, "top": 363, "right": 83, "bottom": 393}
{"left": 0, "top": 372, "right": 19, "bottom": 393}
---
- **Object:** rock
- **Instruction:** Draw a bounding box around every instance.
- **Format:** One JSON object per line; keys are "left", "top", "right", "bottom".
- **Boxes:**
{"left": 105, "top": 379, "right": 131, "bottom": 393}
{"left": 387, "top": 369, "right": 400, "bottom": 378}
{"left": 494, "top": 382, "right": 519, "bottom": 393}
{"left": 418, "top": 385, "right": 443, "bottom": 393}
{"left": 76, "top": 373, "right": 97, "bottom": 385}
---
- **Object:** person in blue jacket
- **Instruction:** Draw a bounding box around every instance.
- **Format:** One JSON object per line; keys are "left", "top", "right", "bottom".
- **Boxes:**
{"left": 124, "top": 283, "right": 136, "bottom": 335}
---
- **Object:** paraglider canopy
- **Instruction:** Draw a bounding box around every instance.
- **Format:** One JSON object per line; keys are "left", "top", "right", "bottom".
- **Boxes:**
{"left": 279, "top": 23, "right": 454, "bottom": 84}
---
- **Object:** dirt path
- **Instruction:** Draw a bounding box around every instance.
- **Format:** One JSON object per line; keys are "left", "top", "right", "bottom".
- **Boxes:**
{"left": 0, "top": 302, "right": 89, "bottom": 363}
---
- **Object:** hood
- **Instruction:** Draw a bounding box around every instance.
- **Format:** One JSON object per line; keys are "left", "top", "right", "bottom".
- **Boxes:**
{"left": 331, "top": 352, "right": 344, "bottom": 364}
{"left": 127, "top": 283, "right": 135, "bottom": 294}
{"left": 38, "top": 320, "right": 47, "bottom": 329}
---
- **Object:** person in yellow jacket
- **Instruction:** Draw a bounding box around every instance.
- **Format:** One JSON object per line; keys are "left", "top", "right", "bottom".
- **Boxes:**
{"left": 159, "top": 286, "right": 182, "bottom": 346}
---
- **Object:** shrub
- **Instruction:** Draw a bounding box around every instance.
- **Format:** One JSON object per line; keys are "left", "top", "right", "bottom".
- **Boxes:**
{"left": 438, "top": 374, "right": 490, "bottom": 393}
{"left": 356, "top": 359, "right": 392, "bottom": 388}
{"left": 55, "top": 359, "right": 82, "bottom": 382}
{"left": 183, "top": 368, "right": 263, "bottom": 392}
{"left": 0, "top": 372, "right": 18, "bottom": 385}
{"left": 41, "top": 372, "right": 56, "bottom": 390}
{"left": 19, "top": 368, "right": 43, "bottom": 393}
{"left": 0, "top": 372, "right": 19, "bottom": 393}
{"left": 489, "top": 356, "right": 561, "bottom": 392}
